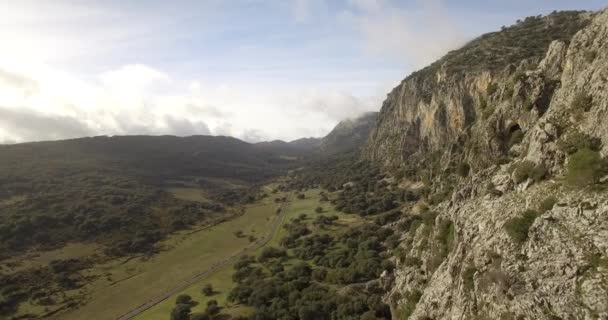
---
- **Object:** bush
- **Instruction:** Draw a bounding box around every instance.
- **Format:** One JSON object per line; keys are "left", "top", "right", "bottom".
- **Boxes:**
{"left": 462, "top": 265, "right": 477, "bottom": 291}
{"left": 479, "top": 95, "right": 488, "bottom": 109}
{"left": 202, "top": 284, "right": 214, "bottom": 296}
{"left": 558, "top": 131, "right": 602, "bottom": 155}
{"left": 312, "top": 268, "right": 327, "bottom": 281}
{"left": 504, "top": 209, "right": 539, "bottom": 244}
{"left": 571, "top": 92, "right": 593, "bottom": 112}
{"left": 175, "top": 294, "right": 193, "bottom": 305}
{"left": 399, "top": 289, "right": 422, "bottom": 320}
{"left": 538, "top": 196, "right": 557, "bottom": 212}
{"left": 486, "top": 83, "right": 499, "bottom": 96}
{"left": 566, "top": 148, "right": 606, "bottom": 187}
{"left": 404, "top": 257, "right": 423, "bottom": 267}
{"left": 456, "top": 162, "right": 470, "bottom": 177}
{"left": 315, "top": 207, "right": 323, "bottom": 213}
{"left": 513, "top": 161, "right": 547, "bottom": 184}
{"left": 171, "top": 304, "right": 192, "bottom": 320}
{"left": 584, "top": 50, "right": 597, "bottom": 63}
{"left": 258, "top": 247, "right": 287, "bottom": 262}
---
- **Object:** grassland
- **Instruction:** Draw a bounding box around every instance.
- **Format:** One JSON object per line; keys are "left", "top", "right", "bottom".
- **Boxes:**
{"left": 134, "top": 188, "right": 364, "bottom": 319}
{"left": 30, "top": 185, "right": 286, "bottom": 320}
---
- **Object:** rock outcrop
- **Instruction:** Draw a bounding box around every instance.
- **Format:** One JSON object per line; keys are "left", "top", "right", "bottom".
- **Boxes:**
{"left": 364, "top": 10, "right": 608, "bottom": 320}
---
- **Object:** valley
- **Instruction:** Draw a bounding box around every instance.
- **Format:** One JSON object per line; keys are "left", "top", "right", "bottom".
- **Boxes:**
{"left": 2, "top": 6, "right": 608, "bottom": 320}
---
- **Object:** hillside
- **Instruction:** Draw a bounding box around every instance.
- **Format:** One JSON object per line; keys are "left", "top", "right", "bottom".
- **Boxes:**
{"left": 0, "top": 135, "right": 295, "bottom": 258}
{"left": 318, "top": 112, "right": 378, "bottom": 156}
{"left": 361, "top": 9, "right": 608, "bottom": 319}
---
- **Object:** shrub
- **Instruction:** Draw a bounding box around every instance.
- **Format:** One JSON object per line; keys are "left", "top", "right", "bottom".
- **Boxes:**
{"left": 584, "top": 50, "right": 597, "bottom": 63}
{"left": 558, "top": 131, "right": 602, "bottom": 155}
{"left": 437, "top": 220, "right": 456, "bottom": 252}
{"left": 538, "top": 196, "right": 557, "bottom": 212}
{"left": 202, "top": 284, "right": 214, "bottom": 296}
{"left": 381, "top": 259, "right": 396, "bottom": 273}
{"left": 565, "top": 148, "right": 606, "bottom": 187}
{"left": 482, "top": 105, "right": 495, "bottom": 119}
{"left": 315, "top": 207, "right": 323, "bottom": 213}
{"left": 404, "top": 257, "right": 423, "bottom": 267}
{"left": 486, "top": 83, "right": 499, "bottom": 96}
{"left": 479, "top": 95, "right": 488, "bottom": 109}
{"left": 485, "top": 182, "right": 502, "bottom": 196}
{"left": 513, "top": 161, "right": 547, "bottom": 184}
{"left": 258, "top": 247, "right": 287, "bottom": 262}
{"left": 571, "top": 92, "right": 593, "bottom": 112}
{"left": 462, "top": 265, "right": 477, "bottom": 291}
{"left": 398, "top": 289, "right": 423, "bottom": 320}
{"left": 175, "top": 294, "right": 193, "bottom": 305}
{"left": 171, "top": 304, "right": 192, "bottom": 320}
{"left": 504, "top": 209, "right": 539, "bottom": 244}
{"left": 456, "top": 162, "right": 470, "bottom": 177}
{"left": 312, "top": 268, "right": 327, "bottom": 281}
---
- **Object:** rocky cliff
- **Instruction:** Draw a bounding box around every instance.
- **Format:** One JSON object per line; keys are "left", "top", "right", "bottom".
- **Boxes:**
{"left": 364, "top": 10, "right": 608, "bottom": 320}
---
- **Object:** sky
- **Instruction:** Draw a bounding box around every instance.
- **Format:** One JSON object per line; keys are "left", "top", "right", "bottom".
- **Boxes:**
{"left": 0, "top": 0, "right": 605, "bottom": 144}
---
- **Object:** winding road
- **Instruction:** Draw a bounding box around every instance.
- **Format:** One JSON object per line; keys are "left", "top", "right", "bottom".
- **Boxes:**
{"left": 115, "top": 193, "right": 292, "bottom": 320}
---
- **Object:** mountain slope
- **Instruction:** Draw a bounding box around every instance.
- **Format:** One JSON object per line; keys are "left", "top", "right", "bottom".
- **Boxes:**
{"left": 318, "top": 112, "right": 378, "bottom": 156}
{"left": 0, "top": 135, "right": 292, "bottom": 258}
{"left": 361, "top": 10, "right": 608, "bottom": 319}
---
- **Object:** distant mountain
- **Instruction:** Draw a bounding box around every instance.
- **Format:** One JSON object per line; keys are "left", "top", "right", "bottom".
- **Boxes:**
{"left": 287, "top": 137, "right": 322, "bottom": 150}
{"left": 0, "top": 135, "right": 297, "bottom": 259}
{"left": 254, "top": 137, "right": 320, "bottom": 157}
{"left": 317, "top": 112, "right": 378, "bottom": 156}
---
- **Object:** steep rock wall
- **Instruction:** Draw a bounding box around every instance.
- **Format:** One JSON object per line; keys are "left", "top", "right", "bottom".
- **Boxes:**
{"left": 366, "top": 10, "right": 608, "bottom": 320}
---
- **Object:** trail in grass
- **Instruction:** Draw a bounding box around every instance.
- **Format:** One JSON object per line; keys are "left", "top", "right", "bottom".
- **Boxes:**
{"left": 116, "top": 193, "right": 292, "bottom": 320}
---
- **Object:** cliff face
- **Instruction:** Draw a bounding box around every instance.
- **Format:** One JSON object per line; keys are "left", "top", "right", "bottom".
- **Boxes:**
{"left": 364, "top": 10, "right": 608, "bottom": 320}
{"left": 364, "top": 11, "right": 592, "bottom": 171}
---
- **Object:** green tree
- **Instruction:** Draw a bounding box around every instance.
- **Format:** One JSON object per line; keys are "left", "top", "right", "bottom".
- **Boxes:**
{"left": 202, "top": 284, "right": 214, "bottom": 296}
{"left": 175, "top": 294, "right": 193, "bottom": 305}
{"left": 205, "top": 300, "right": 220, "bottom": 316}
{"left": 170, "top": 304, "right": 191, "bottom": 320}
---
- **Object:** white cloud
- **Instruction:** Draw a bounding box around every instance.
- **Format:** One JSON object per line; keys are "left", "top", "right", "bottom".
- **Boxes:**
{"left": 343, "top": 0, "right": 465, "bottom": 67}
{"left": 0, "top": 62, "right": 379, "bottom": 143}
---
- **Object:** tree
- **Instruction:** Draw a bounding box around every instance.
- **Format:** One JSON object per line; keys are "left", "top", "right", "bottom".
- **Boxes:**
{"left": 175, "top": 294, "right": 193, "bottom": 305}
{"left": 202, "top": 284, "right": 214, "bottom": 296}
{"left": 170, "top": 304, "right": 191, "bottom": 320}
{"left": 205, "top": 300, "right": 220, "bottom": 316}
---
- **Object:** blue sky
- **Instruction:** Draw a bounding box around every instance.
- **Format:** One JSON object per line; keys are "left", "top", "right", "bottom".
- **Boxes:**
{"left": 0, "top": 0, "right": 605, "bottom": 143}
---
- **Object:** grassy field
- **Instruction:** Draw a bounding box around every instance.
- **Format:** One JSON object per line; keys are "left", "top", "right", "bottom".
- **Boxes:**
{"left": 8, "top": 186, "right": 359, "bottom": 320}
{"left": 166, "top": 187, "right": 211, "bottom": 202}
{"left": 134, "top": 188, "right": 364, "bottom": 319}
{"left": 42, "top": 185, "right": 287, "bottom": 320}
